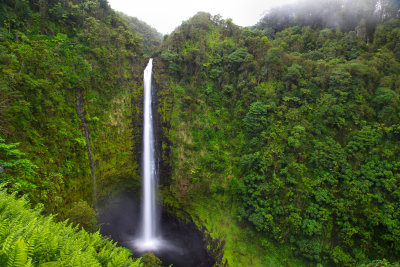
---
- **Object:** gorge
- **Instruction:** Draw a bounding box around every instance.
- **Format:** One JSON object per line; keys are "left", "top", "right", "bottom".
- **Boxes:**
{"left": 98, "top": 58, "right": 216, "bottom": 266}
{"left": 0, "top": 0, "right": 400, "bottom": 266}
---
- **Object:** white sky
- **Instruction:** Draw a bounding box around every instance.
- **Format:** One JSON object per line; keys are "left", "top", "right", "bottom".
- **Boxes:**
{"left": 107, "top": 0, "right": 298, "bottom": 34}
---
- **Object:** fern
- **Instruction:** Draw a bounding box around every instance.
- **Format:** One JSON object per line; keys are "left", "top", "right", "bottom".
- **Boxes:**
{"left": 7, "top": 239, "right": 32, "bottom": 267}
{"left": 0, "top": 188, "right": 142, "bottom": 266}
{"left": 2, "top": 228, "right": 24, "bottom": 256}
{"left": 0, "top": 219, "right": 9, "bottom": 241}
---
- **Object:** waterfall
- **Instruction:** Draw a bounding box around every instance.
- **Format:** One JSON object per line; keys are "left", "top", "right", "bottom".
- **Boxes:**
{"left": 135, "top": 58, "right": 162, "bottom": 250}
{"left": 143, "top": 58, "right": 156, "bottom": 243}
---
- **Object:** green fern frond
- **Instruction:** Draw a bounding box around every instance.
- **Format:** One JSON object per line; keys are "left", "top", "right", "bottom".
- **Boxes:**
{"left": 7, "top": 238, "right": 31, "bottom": 267}
{"left": 0, "top": 188, "right": 142, "bottom": 266}
{"left": 0, "top": 219, "right": 9, "bottom": 240}
{"left": 2, "top": 228, "right": 23, "bottom": 255}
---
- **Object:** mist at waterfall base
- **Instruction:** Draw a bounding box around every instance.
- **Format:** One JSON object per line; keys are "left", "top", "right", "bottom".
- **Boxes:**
{"left": 98, "top": 59, "right": 215, "bottom": 266}
{"left": 98, "top": 193, "right": 215, "bottom": 267}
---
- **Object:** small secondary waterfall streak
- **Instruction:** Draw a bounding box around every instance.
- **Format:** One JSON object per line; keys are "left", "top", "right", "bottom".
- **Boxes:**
{"left": 76, "top": 91, "right": 97, "bottom": 208}
{"left": 142, "top": 58, "right": 157, "bottom": 245}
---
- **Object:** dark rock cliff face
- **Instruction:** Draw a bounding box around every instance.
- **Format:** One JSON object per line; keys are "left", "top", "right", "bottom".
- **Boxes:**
{"left": 98, "top": 57, "right": 222, "bottom": 267}
{"left": 152, "top": 59, "right": 173, "bottom": 187}
{"left": 98, "top": 192, "right": 216, "bottom": 267}
{"left": 86, "top": 60, "right": 145, "bottom": 209}
{"left": 152, "top": 58, "right": 225, "bottom": 266}
{"left": 131, "top": 62, "right": 146, "bottom": 188}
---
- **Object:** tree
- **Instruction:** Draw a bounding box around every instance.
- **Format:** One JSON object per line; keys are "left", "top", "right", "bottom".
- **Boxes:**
{"left": 243, "top": 102, "right": 268, "bottom": 140}
{"left": 284, "top": 64, "right": 305, "bottom": 87}
{"left": 265, "top": 47, "right": 283, "bottom": 80}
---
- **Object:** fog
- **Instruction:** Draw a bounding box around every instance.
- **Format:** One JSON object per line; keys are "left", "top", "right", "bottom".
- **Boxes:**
{"left": 107, "top": 0, "right": 298, "bottom": 34}
{"left": 257, "top": 0, "right": 400, "bottom": 35}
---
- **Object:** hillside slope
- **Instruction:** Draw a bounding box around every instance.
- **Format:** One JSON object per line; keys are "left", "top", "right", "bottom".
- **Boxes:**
{"left": 155, "top": 7, "right": 400, "bottom": 266}
{"left": 0, "top": 0, "right": 149, "bottom": 221}
{"left": 118, "top": 12, "right": 163, "bottom": 56}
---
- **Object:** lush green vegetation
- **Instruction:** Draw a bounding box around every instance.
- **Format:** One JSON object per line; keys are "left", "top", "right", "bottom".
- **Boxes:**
{"left": 118, "top": 12, "right": 162, "bottom": 56}
{"left": 0, "top": 0, "right": 158, "bottom": 264}
{"left": 257, "top": 0, "right": 400, "bottom": 37}
{"left": 0, "top": 187, "right": 141, "bottom": 266}
{"left": 156, "top": 1, "right": 400, "bottom": 265}
{"left": 1, "top": 0, "right": 400, "bottom": 266}
{"left": 0, "top": 0, "right": 151, "bottom": 216}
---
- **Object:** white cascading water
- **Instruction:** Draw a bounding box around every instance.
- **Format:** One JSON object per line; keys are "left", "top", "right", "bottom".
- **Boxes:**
{"left": 135, "top": 58, "right": 161, "bottom": 251}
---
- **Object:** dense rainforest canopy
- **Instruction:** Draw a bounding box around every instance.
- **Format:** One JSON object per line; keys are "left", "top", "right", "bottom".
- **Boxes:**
{"left": 0, "top": 0, "right": 161, "bottom": 265}
{"left": 157, "top": 1, "right": 400, "bottom": 265}
{"left": 1, "top": 0, "right": 400, "bottom": 266}
{"left": 0, "top": 0, "right": 162, "bottom": 213}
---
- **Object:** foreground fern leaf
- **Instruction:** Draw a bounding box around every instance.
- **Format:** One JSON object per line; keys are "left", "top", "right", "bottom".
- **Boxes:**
{"left": 0, "top": 189, "right": 141, "bottom": 267}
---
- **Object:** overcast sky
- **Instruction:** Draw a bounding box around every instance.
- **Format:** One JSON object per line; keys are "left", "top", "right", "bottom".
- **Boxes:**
{"left": 107, "top": 0, "right": 298, "bottom": 34}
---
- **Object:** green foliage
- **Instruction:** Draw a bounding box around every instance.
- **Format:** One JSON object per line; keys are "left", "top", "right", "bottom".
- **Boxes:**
{"left": 256, "top": 0, "right": 399, "bottom": 39}
{"left": 159, "top": 10, "right": 400, "bottom": 267}
{"left": 140, "top": 253, "right": 162, "bottom": 267}
{"left": 373, "top": 87, "right": 396, "bottom": 108}
{"left": 243, "top": 102, "right": 268, "bottom": 139}
{"left": 0, "top": 187, "right": 141, "bottom": 266}
{"left": 0, "top": 0, "right": 146, "bottom": 215}
{"left": 0, "top": 137, "right": 37, "bottom": 194}
{"left": 361, "top": 259, "right": 400, "bottom": 267}
{"left": 227, "top": 48, "right": 251, "bottom": 65}
{"left": 2, "top": 0, "right": 400, "bottom": 266}
{"left": 284, "top": 64, "right": 305, "bottom": 85}
{"left": 64, "top": 201, "right": 98, "bottom": 233}
{"left": 118, "top": 12, "right": 162, "bottom": 56}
